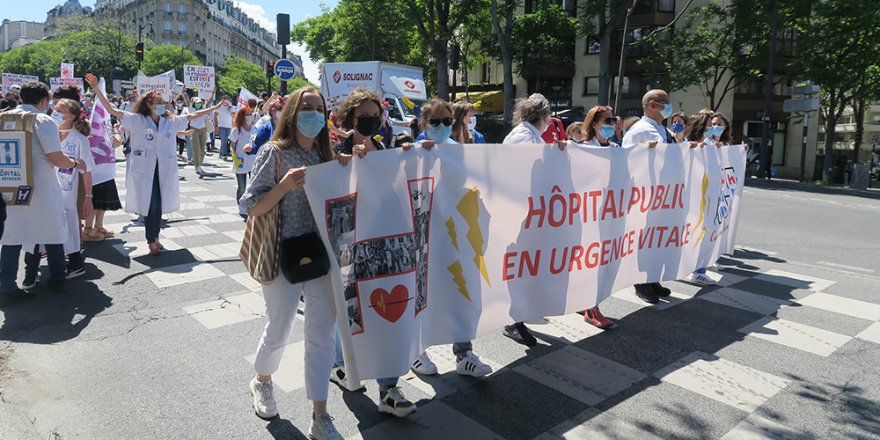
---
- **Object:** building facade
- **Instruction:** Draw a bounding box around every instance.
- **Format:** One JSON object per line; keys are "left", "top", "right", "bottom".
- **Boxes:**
{"left": 92, "top": 0, "right": 280, "bottom": 69}
{"left": 455, "top": 0, "right": 819, "bottom": 181}
{"left": 0, "top": 20, "right": 46, "bottom": 53}
{"left": 45, "top": 0, "right": 93, "bottom": 39}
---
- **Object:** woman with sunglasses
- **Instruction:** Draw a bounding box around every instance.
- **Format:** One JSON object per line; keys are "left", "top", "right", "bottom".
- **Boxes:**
{"left": 574, "top": 105, "right": 620, "bottom": 330}
{"left": 406, "top": 99, "right": 495, "bottom": 380}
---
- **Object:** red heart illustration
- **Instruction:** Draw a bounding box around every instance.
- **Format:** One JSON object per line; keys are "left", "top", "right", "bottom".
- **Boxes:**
{"left": 370, "top": 285, "right": 409, "bottom": 323}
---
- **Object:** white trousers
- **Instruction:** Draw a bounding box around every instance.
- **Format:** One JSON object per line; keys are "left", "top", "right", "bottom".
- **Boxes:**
{"left": 253, "top": 274, "right": 336, "bottom": 402}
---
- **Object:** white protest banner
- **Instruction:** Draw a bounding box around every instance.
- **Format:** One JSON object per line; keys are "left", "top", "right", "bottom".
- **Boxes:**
{"left": 304, "top": 142, "right": 748, "bottom": 381}
{"left": 60, "top": 63, "right": 74, "bottom": 79}
{"left": 49, "top": 77, "right": 85, "bottom": 94}
{"left": 136, "top": 72, "right": 173, "bottom": 101}
{"left": 87, "top": 78, "right": 117, "bottom": 184}
{"left": 184, "top": 65, "right": 215, "bottom": 100}
{"left": 2, "top": 73, "right": 39, "bottom": 92}
{"left": 237, "top": 87, "right": 258, "bottom": 109}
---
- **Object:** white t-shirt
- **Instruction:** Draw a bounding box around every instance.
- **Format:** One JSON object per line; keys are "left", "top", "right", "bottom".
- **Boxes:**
{"left": 176, "top": 107, "right": 190, "bottom": 140}
{"left": 217, "top": 106, "right": 234, "bottom": 128}
{"left": 188, "top": 106, "right": 207, "bottom": 129}
{"left": 57, "top": 130, "right": 96, "bottom": 207}
{"left": 229, "top": 125, "right": 255, "bottom": 174}
{"left": 503, "top": 122, "right": 544, "bottom": 144}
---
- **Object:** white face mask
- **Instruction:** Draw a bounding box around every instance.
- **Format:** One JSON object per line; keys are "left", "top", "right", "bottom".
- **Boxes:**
{"left": 467, "top": 116, "right": 477, "bottom": 132}
{"left": 51, "top": 111, "right": 66, "bottom": 126}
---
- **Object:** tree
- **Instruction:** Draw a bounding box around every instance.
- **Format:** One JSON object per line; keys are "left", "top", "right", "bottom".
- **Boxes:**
{"left": 402, "top": 0, "right": 486, "bottom": 101}
{"left": 140, "top": 44, "right": 200, "bottom": 80}
{"left": 511, "top": 4, "right": 577, "bottom": 78}
{"left": 63, "top": 29, "right": 139, "bottom": 80}
{"left": 216, "top": 54, "right": 315, "bottom": 97}
{"left": 490, "top": 0, "right": 516, "bottom": 121}
{"left": 639, "top": 1, "right": 768, "bottom": 111}
{"left": 291, "top": 0, "right": 423, "bottom": 66}
{"left": 791, "top": 0, "right": 880, "bottom": 182}
{"left": 578, "top": 0, "right": 637, "bottom": 105}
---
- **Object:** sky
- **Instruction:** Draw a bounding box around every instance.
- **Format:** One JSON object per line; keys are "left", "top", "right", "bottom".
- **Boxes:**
{"left": 10, "top": 0, "right": 340, "bottom": 83}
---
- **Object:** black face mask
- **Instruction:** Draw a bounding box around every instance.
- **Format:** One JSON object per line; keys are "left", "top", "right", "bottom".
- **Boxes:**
{"left": 356, "top": 116, "right": 382, "bottom": 136}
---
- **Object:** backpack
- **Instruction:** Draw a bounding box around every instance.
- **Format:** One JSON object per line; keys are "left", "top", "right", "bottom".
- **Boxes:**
{"left": 0, "top": 112, "right": 37, "bottom": 206}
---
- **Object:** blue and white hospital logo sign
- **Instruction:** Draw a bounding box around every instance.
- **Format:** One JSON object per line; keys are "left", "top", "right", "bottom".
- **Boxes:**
{"left": 1, "top": 131, "right": 32, "bottom": 205}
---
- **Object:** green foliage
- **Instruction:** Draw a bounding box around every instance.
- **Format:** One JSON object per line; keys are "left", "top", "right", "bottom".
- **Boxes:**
{"left": 216, "top": 54, "right": 315, "bottom": 97}
{"left": 141, "top": 44, "right": 200, "bottom": 81}
{"left": 511, "top": 3, "right": 577, "bottom": 77}
{"left": 291, "top": 0, "right": 421, "bottom": 66}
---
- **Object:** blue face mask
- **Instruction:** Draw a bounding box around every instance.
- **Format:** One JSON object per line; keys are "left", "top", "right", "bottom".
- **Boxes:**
{"left": 708, "top": 125, "right": 724, "bottom": 137}
{"left": 599, "top": 125, "right": 616, "bottom": 139}
{"left": 672, "top": 122, "right": 684, "bottom": 133}
{"left": 660, "top": 103, "right": 673, "bottom": 119}
{"left": 154, "top": 105, "right": 166, "bottom": 115}
{"left": 297, "top": 110, "right": 326, "bottom": 138}
{"left": 427, "top": 125, "right": 452, "bottom": 142}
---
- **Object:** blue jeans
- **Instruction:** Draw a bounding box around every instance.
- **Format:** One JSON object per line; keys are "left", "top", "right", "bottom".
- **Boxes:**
{"left": 219, "top": 127, "right": 231, "bottom": 157}
{"left": 236, "top": 173, "right": 248, "bottom": 203}
{"left": 335, "top": 325, "right": 398, "bottom": 391}
{"left": 0, "top": 243, "right": 65, "bottom": 290}
{"left": 145, "top": 165, "right": 162, "bottom": 243}
{"left": 185, "top": 137, "right": 193, "bottom": 162}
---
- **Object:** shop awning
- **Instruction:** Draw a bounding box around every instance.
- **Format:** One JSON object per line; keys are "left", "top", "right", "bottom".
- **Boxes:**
{"left": 453, "top": 90, "right": 504, "bottom": 113}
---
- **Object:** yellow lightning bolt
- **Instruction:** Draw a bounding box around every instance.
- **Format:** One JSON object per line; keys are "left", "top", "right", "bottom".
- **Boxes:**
{"left": 445, "top": 217, "right": 459, "bottom": 251}
{"left": 457, "top": 186, "right": 491, "bottom": 287}
{"left": 692, "top": 172, "right": 710, "bottom": 248}
{"left": 447, "top": 261, "right": 471, "bottom": 302}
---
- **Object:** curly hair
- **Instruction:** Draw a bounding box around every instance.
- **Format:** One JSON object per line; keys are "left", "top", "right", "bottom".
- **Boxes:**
{"left": 335, "top": 87, "right": 382, "bottom": 130}
{"left": 512, "top": 93, "right": 550, "bottom": 125}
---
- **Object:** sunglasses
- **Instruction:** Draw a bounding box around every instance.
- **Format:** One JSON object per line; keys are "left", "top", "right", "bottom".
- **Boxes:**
{"left": 428, "top": 117, "right": 453, "bottom": 127}
{"left": 595, "top": 117, "right": 616, "bottom": 125}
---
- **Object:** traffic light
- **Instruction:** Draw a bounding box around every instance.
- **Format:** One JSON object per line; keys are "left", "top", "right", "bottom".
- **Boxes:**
{"left": 266, "top": 61, "right": 275, "bottom": 78}
{"left": 135, "top": 42, "right": 144, "bottom": 62}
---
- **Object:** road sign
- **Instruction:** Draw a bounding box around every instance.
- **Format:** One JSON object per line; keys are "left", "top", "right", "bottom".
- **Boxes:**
{"left": 788, "top": 84, "right": 820, "bottom": 96}
{"left": 274, "top": 59, "right": 297, "bottom": 81}
{"left": 783, "top": 98, "right": 819, "bottom": 113}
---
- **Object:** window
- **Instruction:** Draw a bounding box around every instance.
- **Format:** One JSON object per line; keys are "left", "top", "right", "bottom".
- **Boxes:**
{"left": 164, "top": 21, "right": 172, "bottom": 35}
{"left": 178, "top": 23, "right": 186, "bottom": 34}
{"left": 164, "top": 3, "right": 172, "bottom": 14}
{"left": 611, "top": 76, "right": 631, "bottom": 96}
{"left": 585, "top": 36, "right": 600, "bottom": 54}
{"left": 583, "top": 77, "right": 599, "bottom": 96}
{"left": 615, "top": 27, "right": 649, "bottom": 58}
{"left": 658, "top": 0, "right": 675, "bottom": 13}
{"left": 481, "top": 62, "right": 491, "bottom": 84}
{"left": 633, "top": 0, "right": 652, "bottom": 14}
{"left": 178, "top": 4, "right": 186, "bottom": 14}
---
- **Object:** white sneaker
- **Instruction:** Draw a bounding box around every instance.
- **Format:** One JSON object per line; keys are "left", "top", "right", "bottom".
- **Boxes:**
{"left": 308, "top": 412, "right": 344, "bottom": 440}
{"left": 378, "top": 387, "right": 417, "bottom": 418}
{"left": 456, "top": 351, "right": 493, "bottom": 377}
{"left": 249, "top": 378, "right": 278, "bottom": 419}
{"left": 411, "top": 352, "right": 438, "bottom": 375}
{"left": 685, "top": 271, "right": 717, "bottom": 286}
{"left": 329, "top": 365, "right": 366, "bottom": 392}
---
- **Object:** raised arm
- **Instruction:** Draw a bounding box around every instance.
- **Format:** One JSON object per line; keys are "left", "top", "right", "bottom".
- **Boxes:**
{"left": 85, "top": 73, "right": 123, "bottom": 119}
{"left": 187, "top": 100, "right": 228, "bottom": 121}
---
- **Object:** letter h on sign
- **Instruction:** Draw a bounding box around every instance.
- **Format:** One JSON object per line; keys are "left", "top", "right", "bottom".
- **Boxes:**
{"left": 324, "top": 178, "right": 435, "bottom": 336}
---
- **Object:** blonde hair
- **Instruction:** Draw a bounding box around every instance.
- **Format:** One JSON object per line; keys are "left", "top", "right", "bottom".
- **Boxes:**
{"left": 271, "top": 86, "right": 333, "bottom": 162}
{"left": 56, "top": 98, "right": 91, "bottom": 137}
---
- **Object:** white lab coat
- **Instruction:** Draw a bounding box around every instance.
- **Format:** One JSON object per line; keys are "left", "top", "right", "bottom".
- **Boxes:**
{"left": 120, "top": 111, "right": 188, "bottom": 215}
{"left": 0, "top": 105, "right": 67, "bottom": 246}
{"left": 58, "top": 131, "right": 96, "bottom": 254}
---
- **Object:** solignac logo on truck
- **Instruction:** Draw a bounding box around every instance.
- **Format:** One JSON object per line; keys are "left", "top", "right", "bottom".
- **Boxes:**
{"left": 333, "top": 70, "right": 374, "bottom": 84}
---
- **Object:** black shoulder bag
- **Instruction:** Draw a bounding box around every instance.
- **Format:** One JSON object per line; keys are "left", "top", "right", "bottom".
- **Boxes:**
{"left": 278, "top": 146, "right": 331, "bottom": 284}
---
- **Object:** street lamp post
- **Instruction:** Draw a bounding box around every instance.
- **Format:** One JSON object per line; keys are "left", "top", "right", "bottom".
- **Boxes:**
{"left": 136, "top": 20, "right": 153, "bottom": 71}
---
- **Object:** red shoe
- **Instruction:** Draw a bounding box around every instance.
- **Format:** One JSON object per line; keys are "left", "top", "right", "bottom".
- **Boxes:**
{"left": 584, "top": 306, "right": 613, "bottom": 329}
{"left": 148, "top": 242, "right": 162, "bottom": 256}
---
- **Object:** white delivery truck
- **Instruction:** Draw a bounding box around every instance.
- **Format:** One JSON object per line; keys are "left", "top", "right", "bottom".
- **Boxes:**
{"left": 321, "top": 61, "right": 427, "bottom": 137}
